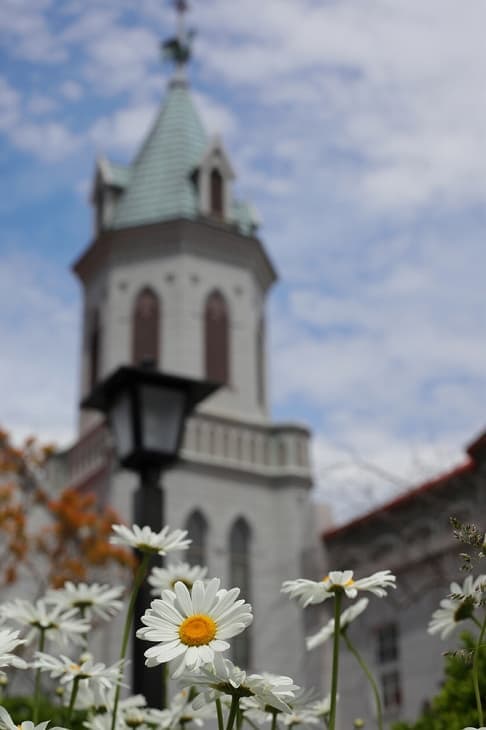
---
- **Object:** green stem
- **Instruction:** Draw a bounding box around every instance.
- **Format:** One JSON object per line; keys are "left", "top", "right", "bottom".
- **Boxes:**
{"left": 472, "top": 615, "right": 482, "bottom": 629}
{"left": 270, "top": 710, "right": 278, "bottom": 730}
{"left": 33, "top": 628, "right": 46, "bottom": 724}
{"left": 343, "top": 632, "right": 383, "bottom": 730}
{"left": 79, "top": 606, "right": 88, "bottom": 651}
{"left": 67, "top": 677, "right": 81, "bottom": 724}
{"left": 472, "top": 610, "right": 486, "bottom": 727}
{"left": 226, "top": 695, "right": 240, "bottom": 730}
{"left": 111, "top": 552, "right": 151, "bottom": 730}
{"left": 328, "top": 591, "right": 342, "bottom": 730}
{"left": 216, "top": 698, "right": 225, "bottom": 730}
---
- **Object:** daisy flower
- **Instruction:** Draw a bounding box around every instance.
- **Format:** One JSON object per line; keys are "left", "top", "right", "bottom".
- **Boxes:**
{"left": 245, "top": 672, "right": 300, "bottom": 713}
{"left": 136, "top": 578, "right": 252, "bottom": 676}
{"left": 153, "top": 688, "right": 214, "bottom": 729}
{"left": 428, "top": 574, "right": 485, "bottom": 639}
{"left": 0, "top": 627, "right": 27, "bottom": 669}
{"left": 282, "top": 570, "right": 396, "bottom": 607}
{"left": 111, "top": 524, "right": 191, "bottom": 556}
{"left": 281, "top": 709, "right": 319, "bottom": 726}
{"left": 148, "top": 562, "right": 208, "bottom": 595}
{"left": 0, "top": 599, "right": 90, "bottom": 647}
{"left": 83, "top": 692, "right": 147, "bottom": 720}
{"left": 306, "top": 598, "right": 369, "bottom": 650}
{"left": 310, "top": 695, "right": 333, "bottom": 719}
{"left": 187, "top": 656, "right": 299, "bottom": 714}
{"left": 32, "top": 651, "right": 122, "bottom": 693}
{"left": 0, "top": 707, "right": 67, "bottom": 730}
{"left": 45, "top": 582, "right": 124, "bottom": 621}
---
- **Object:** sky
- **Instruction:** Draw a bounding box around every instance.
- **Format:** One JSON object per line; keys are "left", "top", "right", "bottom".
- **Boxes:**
{"left": 1, "top": 0, "right": 486, "bottom": 524}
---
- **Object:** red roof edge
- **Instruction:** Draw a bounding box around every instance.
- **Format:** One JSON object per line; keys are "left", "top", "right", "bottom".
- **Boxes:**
{"left": 467, "top": 431, "right": 486, "bottom": 459}
{"left": 323, "top": 458, "right": 475, "bottom": 541}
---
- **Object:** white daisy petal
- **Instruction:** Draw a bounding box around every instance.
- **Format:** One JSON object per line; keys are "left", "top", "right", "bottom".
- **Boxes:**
{"left": 174, "top": 581, "right": 194, "bottom": 617}
{"left": 191, "top": 579, "right": 206, "bottom": 613}
{"left": 138, "top": 579, "right": 251, "bottom": 675}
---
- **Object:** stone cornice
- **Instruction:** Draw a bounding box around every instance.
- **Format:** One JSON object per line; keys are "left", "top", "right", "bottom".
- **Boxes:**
{"left": 72, "top": 217, "right": 278, "bottom": 293}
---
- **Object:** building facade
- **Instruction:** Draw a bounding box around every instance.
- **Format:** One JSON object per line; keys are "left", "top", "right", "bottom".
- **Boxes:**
{"left": 323, "top": 434, "right": 486, "bottom": 728}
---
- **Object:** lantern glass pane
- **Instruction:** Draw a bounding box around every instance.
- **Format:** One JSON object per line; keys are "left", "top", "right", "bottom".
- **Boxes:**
{"left": 140, "top": 384, "right": 186, "bottom": 454}
{"left": 110, "top": 390, "right": 133, "bottom": 460}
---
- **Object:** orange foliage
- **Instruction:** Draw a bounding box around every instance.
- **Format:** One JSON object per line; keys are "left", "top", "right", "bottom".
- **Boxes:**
{"left": 0, "top": 428, "right": 136, "bottom": 589}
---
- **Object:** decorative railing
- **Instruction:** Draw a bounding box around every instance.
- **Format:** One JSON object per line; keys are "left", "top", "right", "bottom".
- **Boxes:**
{"left": 181, "top": 414, "right": 311, "bottom": 474}
{"left": 59, "top": 414, "right": 311, "bottom": 492}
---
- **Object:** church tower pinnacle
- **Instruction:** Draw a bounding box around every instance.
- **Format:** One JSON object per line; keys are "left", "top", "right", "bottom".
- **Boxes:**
{"left": 161, "top": 0, "right": 194, "bottom": 84}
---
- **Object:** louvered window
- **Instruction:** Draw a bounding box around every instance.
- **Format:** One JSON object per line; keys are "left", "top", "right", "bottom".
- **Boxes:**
{"left": 132, "top": 288, "right": 159, "bottom": 367}
{"left": 185, "top": 510, "right": 208, "bottom": 567}
{"left": 205, "top": 290, "right": 229, "bottom": 384}
{"left": 230, "top": 518, "right": 251, "bottom": 668}
{"left": 89, "top": 309, "right": 101, "bottom": 389}
{"left": 210, "top": 168, "right": 224, "bottom": 216}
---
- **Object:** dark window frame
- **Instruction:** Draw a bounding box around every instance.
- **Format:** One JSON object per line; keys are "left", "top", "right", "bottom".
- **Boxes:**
{"left": 205, "top": 290, "right": 230, "bottom": 385}
{"left": 185, "top": 510, "right": 208, "bottom": 568}
{"left": 210, "top": 168, "right": 224, "bottom": 217}
{"left": 381, "top": 669, "right": 402, "bottom": 709}
{"left": 132, "top": 287, "right": 160, "bottom": 368}
{"left": 229, "top": 517, "right": 252, "bottom": 668}
{"left": 376, "top": 622, "right": 399, "bottom": 664}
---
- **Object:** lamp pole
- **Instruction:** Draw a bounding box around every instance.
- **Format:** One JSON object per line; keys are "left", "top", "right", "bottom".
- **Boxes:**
{"left": 81, "top": 366, "right": 220, "bottom": 708}
{"left": 132, "top": 465, "right": 165, "bottom": 707}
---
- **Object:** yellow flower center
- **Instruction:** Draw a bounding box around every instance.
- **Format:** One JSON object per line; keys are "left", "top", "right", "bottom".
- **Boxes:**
{"left": 179, "top": 614, "right": 217, "bottom": 646}
{"left": 322, "top": 575, "right": 355, "bottom": 588}
{"left": 69, "top": 663, "right": 81, "bottom": 671}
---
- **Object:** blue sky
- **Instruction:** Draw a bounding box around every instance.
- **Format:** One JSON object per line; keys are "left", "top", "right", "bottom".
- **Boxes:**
{"left": 2, "top": 0, "right": 486, "bottom": 523}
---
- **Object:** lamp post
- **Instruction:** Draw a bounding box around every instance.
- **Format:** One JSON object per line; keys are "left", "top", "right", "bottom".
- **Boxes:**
{"left": 81, "top": 365, "right": 219, "bottom": 707}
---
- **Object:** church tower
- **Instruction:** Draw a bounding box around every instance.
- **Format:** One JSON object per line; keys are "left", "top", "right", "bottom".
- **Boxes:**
{"left": 64, "top": 2, "right": 320, "bottom": 688}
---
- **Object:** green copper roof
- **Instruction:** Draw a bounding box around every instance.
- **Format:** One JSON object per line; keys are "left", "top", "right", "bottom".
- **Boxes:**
{"left": 112, "top": 81, "right": 208, "bottom": 229}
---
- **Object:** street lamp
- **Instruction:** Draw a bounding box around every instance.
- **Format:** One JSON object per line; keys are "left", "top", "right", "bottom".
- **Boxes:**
{"left": 81, "top": 365, "right": 219, "bottom": 707}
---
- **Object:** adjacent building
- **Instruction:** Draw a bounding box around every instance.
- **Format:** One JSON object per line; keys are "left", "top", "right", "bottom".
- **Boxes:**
{"left": 323, "top": 432, "right": 486, "bottom": 727}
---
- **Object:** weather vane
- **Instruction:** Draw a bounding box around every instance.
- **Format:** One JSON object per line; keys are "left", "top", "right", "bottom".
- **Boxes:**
{"left": 161, "top": 0, "right": 195, "bottom": 73}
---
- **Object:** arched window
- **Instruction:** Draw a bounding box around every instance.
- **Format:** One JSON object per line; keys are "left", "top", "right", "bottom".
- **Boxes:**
{"left": 256, "top": 316, "right": 266, "bottom": 407}
{"left": 88, "top": 309, "right": 101, "bottom": 390}
{"left": 132, "top": 288, "right": 159, "bottom": 367}
{"left": 205, "top": 290, "right": 229, "bottom": 384}
{"left": 210, "top": 168, "right": 224, "bottom": 217}
{"left": 185, "top": 510, "right": 208, "bottom": 567}
{"left": 229, "top": 518, "right": 252, "bottom": 667}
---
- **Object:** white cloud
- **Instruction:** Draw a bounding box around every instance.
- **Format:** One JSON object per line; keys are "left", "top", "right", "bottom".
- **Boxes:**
{"left": 0, "top": 76, "right": 20, "bottom": 131}
{"left": 26, "top": 93, "right": 58, "bottom": 116}
{"left": 193, "top": 0, "right": 486, "bottom": 213}
{"left": 78, "top": 24, "right": 161, "bottom": 96}
{"left": 0, "top": 251, "right": 79, "bottom": 447}
{"left": 192, "top": 91, "right": 238, "bottom": 139}
{"left": 0, "top": 0, "right": 66, "bottom": 63}
{"left": 0, "top": 76, "right": 80, "bottom": 162}
{"left": 59, "top": 80, "right": 84, "bottom": 102}
{"left": 89, "top": 102, "right": 157, "bottom": 155}
{"left": 311, "top": 430, "right": 466, "bottom": 525}
{"left": 11, "top": 121, "right": 81, "bottom": 162}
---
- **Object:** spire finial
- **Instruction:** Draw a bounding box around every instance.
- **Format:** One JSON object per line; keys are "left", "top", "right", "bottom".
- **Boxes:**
{"left": 161, "top": 0, "right": 194, "bottom": 82}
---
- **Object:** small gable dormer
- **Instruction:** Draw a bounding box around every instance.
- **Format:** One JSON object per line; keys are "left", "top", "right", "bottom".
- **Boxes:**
{"left": 91, "top": 157, "right": 130, "bottom": 235}
{"left": 195, "top": 136, "right": 235, "bottom": 221}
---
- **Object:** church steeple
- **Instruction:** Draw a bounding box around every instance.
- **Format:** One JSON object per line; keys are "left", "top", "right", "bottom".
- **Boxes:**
{"left": 91, "top": 0, "right": 259, "bottom": 236}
